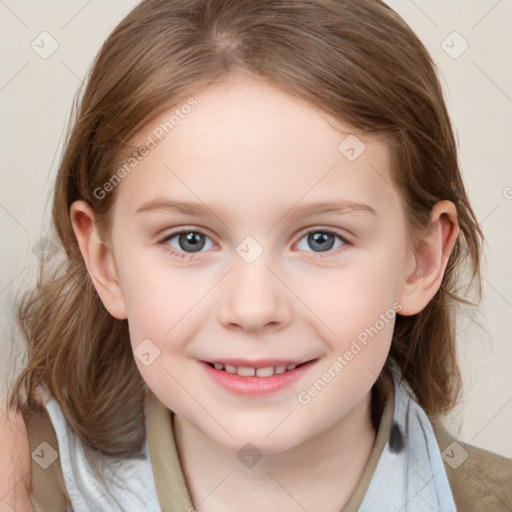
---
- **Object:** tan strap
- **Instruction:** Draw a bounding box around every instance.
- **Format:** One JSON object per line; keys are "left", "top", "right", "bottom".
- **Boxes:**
{"left": 342, "top": 382, "right": 395, "bottom": 511}
{"left": 146, "top": 389, "right": 195, "bottom": 511}
{"left": 23, "top": 388, "right": 511, "bottom": 512}
{"left": 22, "top": 401, "right": 71, "bottom": 512}
{"left": 146, "top": 386, "right": 396, "bottom": 512}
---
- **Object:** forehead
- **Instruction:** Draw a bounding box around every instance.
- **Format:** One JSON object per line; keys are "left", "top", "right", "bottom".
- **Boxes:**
{"left": 115, "top": 77, "right": 400, "bottom": 223}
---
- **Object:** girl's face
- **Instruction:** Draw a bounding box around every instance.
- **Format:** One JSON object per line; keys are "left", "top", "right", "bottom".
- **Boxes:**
{"left": 106, "top": 77, "right": 416, "bottom": 452}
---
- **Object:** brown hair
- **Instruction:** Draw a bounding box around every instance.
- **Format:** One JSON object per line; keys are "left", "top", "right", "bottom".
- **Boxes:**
{"left": 8, "top": 0, "right": 483, "bottom": 460}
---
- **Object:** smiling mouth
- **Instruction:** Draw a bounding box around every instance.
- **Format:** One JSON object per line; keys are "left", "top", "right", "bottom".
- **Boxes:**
{"left": 203, "top": 360, "right": 314, "bottom": 378}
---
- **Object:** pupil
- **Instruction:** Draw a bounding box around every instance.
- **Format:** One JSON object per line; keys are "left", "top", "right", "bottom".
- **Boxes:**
{"left": 179, "top": 232, "right": 205, "bottom": 252}
{"left": 309, "top": 232, "right": 334, "bottom": 252}
{"left": 177, "top": 232, "right": 334, "bottom": 254}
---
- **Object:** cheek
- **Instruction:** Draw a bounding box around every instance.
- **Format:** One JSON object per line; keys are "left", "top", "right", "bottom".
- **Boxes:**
{"left": 116, "top": 251, "right": 212, "bottom": 363}
{"left": 114, "top": 250, "right": 182, "bottom": 344}
{"left": 292, "top": 243, "right": 405, "bottom": 379}
{"left": 302, "top": 251, "right": 404, "bottom": 332}
{"left": 119, "top": 262, "right": 198, "bottom": 402}
{"left": 295, "top": 263, "right": 401, "bottom": 413}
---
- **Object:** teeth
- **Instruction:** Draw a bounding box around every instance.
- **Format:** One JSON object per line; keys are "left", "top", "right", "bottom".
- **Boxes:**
{"left": 209, "top": 361, "right": 306, "bottom": 377}
{"left": 256, "top": 366, "right": 275, "bottom": 377}
{"left": 225, "top": 364, "right": 237, "bottom": 374}
{"left": 238, "top": 366, "right": 255, "bottom": 377}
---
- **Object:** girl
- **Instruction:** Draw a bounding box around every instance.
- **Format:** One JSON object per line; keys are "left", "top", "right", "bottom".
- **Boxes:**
{"left": 2, "top": 0, "right": 511, "bottom": 510}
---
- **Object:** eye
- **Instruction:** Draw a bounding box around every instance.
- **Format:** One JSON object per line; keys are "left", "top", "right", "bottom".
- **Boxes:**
{"left": 295, "top": 229, "right": 349, "bottom": 257}
{"left": 158, "top": 227, "right": 350, "bottom": 260}
{"left": 159, "top": 229, "right": 215, "bottom": 259}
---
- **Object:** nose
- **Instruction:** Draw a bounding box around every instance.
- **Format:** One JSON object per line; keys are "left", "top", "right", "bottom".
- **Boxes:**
{"left": 216, "top": 254, "right": 292, "bottom": 333}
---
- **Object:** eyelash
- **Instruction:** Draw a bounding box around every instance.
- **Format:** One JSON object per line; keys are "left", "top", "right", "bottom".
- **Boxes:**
{"left": 158, "top": 227, "right": 351, "bottom": 261}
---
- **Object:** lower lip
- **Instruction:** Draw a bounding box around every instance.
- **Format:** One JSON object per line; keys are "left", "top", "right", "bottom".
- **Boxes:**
{"left": 199, "top": 360, "right": 318, "bottom": 395}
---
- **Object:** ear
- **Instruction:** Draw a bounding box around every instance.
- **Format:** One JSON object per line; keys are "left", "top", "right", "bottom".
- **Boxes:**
{"left": 70, "top": 200, "right": 128, "bottom": 320}
{"left": 397, "top": 200, "right": 459, "bottom": 316}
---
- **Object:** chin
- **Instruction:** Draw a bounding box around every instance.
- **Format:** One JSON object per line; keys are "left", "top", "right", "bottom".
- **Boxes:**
{"left": 202, "top": 414, "right": 310, "bottom": 455}
{"left": 221, "top": 432, "right": 302, "bottom": 456}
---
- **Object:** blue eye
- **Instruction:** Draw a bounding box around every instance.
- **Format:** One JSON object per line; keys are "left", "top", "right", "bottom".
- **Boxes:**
{"left": 159, "top": 228, "right": 349, "bottom": 260}
{"left": 296, "top": 230, "right": 348, "bottom": 255}
{"left": 161, "top": 229, "right": 214, "bottom": 256}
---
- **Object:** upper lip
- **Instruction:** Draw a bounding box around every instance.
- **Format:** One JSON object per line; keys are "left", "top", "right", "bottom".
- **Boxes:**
{"left": 201, "top": 358, "right": 317, "bottom": 368}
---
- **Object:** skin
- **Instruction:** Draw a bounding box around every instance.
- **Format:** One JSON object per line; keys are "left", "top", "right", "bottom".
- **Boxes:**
{"left": 71, "top": 75, "right": 459, "bottom": 512}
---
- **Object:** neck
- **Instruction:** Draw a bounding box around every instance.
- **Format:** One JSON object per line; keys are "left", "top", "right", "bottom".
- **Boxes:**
{"left": 173, "top": 391, "right": 379, "bottom": 512}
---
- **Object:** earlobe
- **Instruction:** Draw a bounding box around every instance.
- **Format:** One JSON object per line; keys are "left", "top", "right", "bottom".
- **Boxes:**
{"left": 398, "top": 200, "right": 459, "bottom": 316}
{"left": 70, "top": 200, "right": 128, "bottom": 320}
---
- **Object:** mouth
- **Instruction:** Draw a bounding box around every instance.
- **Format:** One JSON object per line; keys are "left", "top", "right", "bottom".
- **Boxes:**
{"left": 203, "top": 360, "right": 313, "bottom": 378}
{"left": 199, "top": 358, "right": 319, "bottom": 395}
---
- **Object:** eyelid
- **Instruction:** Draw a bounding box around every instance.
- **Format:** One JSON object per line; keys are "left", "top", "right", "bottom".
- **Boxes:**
{"left": 158, "top": 227, "right": 215, "bottom": 250}
{"left": 293, "top": 226, "right": 351, "bottom": 259}
{"left": 158, "top": 227, "right": 215, "bottom": 261}
{"left": 158, "top": 225, "right": 351, "bottom": 245}
{"left": 158, "top": 225, "right": 352, "bottom": 261}
{"left": 295, "top": 225, "right": 351, "bottom": 242}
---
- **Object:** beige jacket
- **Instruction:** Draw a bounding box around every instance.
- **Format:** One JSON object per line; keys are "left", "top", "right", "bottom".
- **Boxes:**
{"left": 23, "top": 393, "right": 512, "bottom": 512}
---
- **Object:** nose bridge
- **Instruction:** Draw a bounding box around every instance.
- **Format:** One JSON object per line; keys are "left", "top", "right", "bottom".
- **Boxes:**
{"left": 216, "top": 236, "right": 290, "bottom": 331}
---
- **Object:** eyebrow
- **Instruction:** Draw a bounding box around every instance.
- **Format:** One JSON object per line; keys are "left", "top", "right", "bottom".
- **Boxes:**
{"left": 135, "top": 198, "right": 377, "bottom": 219}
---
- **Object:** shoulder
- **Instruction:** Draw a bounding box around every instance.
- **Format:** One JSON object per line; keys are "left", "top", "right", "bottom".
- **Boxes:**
{"left": 20, "top": 398, "right": 72, "bottom": 512}
{"left": 1, "top": 396, "right": 71, "bottom": 512}
{"left": 0, "top": 403, "right": 34, "bottom": 511}
{"left": 430, "top": 416, "right": 512, "bottom": 511}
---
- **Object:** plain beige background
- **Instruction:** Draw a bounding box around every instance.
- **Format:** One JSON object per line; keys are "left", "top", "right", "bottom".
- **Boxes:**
{"left": 0, "top": 0, "right": 511, "bottom": 459}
